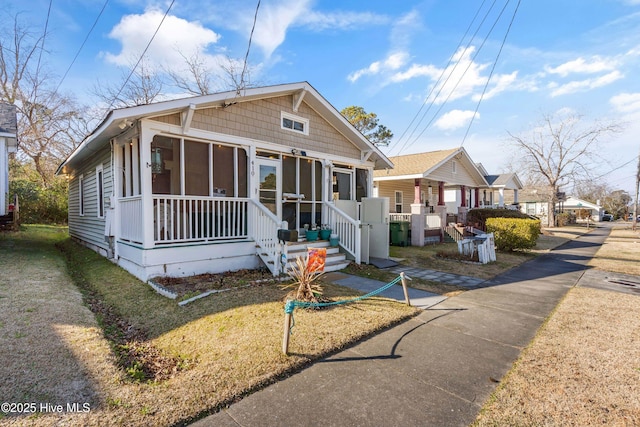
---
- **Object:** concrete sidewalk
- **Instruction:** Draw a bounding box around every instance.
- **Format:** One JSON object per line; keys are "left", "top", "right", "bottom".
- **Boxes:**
{"left": 192, "top": 226, "right": 610, "bottom": 427}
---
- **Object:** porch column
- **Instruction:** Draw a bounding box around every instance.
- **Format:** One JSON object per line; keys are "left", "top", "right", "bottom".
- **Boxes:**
{"left": 460, "top": 185, "right": 466, "bottom": 207}
{"left": 414, "top": 179, "right": 421, "bottom": 204}
{"left": 474, "top": 188, "right": 480, "bottom": 208}
{"left": 411, "top": 202, "right": 425, "bottom": 247}
{"left": 513, "top": 189, "right": 519, "bottom": 205}
{"left": 140, "top": 136, "right": 154, "bottom": 248}
{"left": 498, "top": 188, "right": 505, "bottom": 208}
{"left": 438, "top": 181, "right": 445, "bottom": 206}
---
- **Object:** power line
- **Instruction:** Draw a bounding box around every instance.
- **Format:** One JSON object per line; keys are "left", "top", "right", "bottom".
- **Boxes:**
{"left": 239, "top": 0, "right": 261, "bottom": 94}
{"left": 52, "top": 0, "right": 110, "bottom": 97}
{"left": 388, "top": 0, "right": 492, "bottom": 155}
{"left": 460, "top": 0, "right": 521, "bottom": 147}
{"left": 35, "top": 0, "right": 53, "bottom": 82}
{"left": 107, "top": 0, "right": 176, "bottom": 110}
{"left": 392, "top": 1, "right": 513, "bottom": 157}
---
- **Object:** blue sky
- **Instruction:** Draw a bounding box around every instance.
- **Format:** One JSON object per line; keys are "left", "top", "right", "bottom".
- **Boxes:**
{"left": 5, "top": 0, "right": 640, "bottom": 197}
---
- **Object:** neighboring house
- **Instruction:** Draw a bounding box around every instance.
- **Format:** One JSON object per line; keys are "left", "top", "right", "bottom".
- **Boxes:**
{"left": 373, "top": 147, "right": 489, "bottom": 217}
{"left": 557, "top": 196, "right": 604, "bottom": 222}
{"left": 476, "top": 163, "right": 523, "bottom": 208}
{"left": 57, "top": 82, "right": 393, "bottom": 281}
{"left": 0, "top": 103, "right": 18, "bottom": 217}
{"left": 373, "top": 147, "right": 489, "bottom": 244}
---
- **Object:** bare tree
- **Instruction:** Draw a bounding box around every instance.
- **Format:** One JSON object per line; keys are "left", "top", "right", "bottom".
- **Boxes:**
{"left": 92, "top": 57, "right": 164, "bottom": 110}
{"left": 166, "top": 52, "right": 261, "bottom": 96}
{"left": 166, "top": 50, "right": 215, "bottom": 96}
{"left": 0, "top": 14, "right": 89, "bottom": 187}
{"left": 508, "top": 111, "right": 622, "bottom": 227}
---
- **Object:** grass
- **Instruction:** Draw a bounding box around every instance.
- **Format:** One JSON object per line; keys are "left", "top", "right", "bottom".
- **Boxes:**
{"left": 0, "top": 225, "right": 418, "bottom": 426}
{"left": 473, "top": 223, "right": 640, "bottom": 426}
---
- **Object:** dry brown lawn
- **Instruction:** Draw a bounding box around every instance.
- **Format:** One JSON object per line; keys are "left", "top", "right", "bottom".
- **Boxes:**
{"left": 474, "top": 224, "right": 640, "bottom": 426}
{"left": 0, "top": 226, "right": 417, "bottom": 426}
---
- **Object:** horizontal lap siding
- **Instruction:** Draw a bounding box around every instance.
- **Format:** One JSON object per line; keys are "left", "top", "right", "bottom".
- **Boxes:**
{"left": 163, "top": 95, "right": 362, "bottom": 160}
{"left": 377, "top": 180, "right": 415, "bottom": 213}
{"left": 68, "top": 147, "right": 112, "bottom": 254}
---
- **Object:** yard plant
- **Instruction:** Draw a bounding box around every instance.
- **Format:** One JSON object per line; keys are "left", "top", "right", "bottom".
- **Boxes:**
{"left": 486, "top": 217, "right": 541, "bottom": 251}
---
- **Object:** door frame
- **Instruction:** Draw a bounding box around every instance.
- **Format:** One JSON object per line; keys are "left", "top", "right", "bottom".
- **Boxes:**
{"left": 255, "top": 157, "right": 282, "bottom": 220}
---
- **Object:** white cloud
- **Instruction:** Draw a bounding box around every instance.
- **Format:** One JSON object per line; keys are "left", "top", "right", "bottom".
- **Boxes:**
{"left": 251, "top": 0, "right": 311, "bottom": 58}
{"left": 299, "top": 10, "right": 389, "bottom": 31}
{"left": 471, "top": 71, "right": 518, "bottom": 101}
{"left": 610, "top": 92, "right": 640, "bottom": 113}
{"left": 104, "top": 8, "right": 220, "bottom": 68}
{"left": 434, "top": 110, "right": 479, "bottom": 131}
{"left": 549, "top": 70, "right": 623, "bottom": 97}
{"left": 348, "top": 52, "right": 409, "bottom": 82}
{"left": 545, "top": 56, "right": 616, "bottom": 77}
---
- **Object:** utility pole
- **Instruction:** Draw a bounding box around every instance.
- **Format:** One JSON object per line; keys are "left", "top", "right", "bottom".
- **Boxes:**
{"left": 634, "top": 148, "right": 640, "bottom": 231}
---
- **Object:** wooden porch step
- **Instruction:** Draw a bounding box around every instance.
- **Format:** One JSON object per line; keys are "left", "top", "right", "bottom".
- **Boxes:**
{"left": 283, "top": 240, "right": 349, "bottom": 273}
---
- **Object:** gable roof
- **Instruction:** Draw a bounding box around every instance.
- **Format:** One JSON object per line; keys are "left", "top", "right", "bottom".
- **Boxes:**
{"left": 373, "top": 147, "right": 488, "bottom": 186}
{"left": 0, "top": 103, "right": 17, "bottom": 145}
{"left": 485, "top": 173, "right": 523, "bottom": 189}
{"left": 57, "top": 81, "right": 393, "bottom": 174}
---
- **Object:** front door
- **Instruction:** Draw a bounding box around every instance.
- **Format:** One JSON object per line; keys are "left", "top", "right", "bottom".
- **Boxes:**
{"left": 256, "top": 158, "right": 281, "bottom": 219}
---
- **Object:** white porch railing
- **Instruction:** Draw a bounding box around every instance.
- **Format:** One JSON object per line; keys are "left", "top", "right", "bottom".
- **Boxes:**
{"left": 120, "top": 195, "right": 143, "bottom": 244}
{"left": 389, "top": 213, "right": 411, "bottom": 222}
{"left": 425, "top": 213, "right": 442, "bottom": 229}
{"left": 326, "top": 202, "right": 361, "bottom": 264}
{"left": 249, "top": 200, "right": 282, "bottom": 276}
{"left": 153, "top": 196, "right": 249, "bottom": 244}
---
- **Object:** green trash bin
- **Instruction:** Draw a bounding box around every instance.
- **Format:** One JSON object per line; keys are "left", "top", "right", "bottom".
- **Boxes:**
{"left": 389, "top": 221, "right": 410, "bottom": 246}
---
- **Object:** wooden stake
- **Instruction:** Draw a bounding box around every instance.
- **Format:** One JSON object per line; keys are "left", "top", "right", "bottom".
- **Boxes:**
{"left": 400, "top": 272, "right": 411, "bottom": 306}
{"left": 282, "top": 311, "right": 292, "bottom": 355}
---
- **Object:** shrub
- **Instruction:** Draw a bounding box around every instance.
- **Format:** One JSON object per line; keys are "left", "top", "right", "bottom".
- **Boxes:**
{"left": 466, "top": 208, "right": 531, "bottom": 230}
{"left": 555, "top": 212, "right": 575, "bottom": 227}
{"left": 486, "top": 217, "right": 541, "bottom": 252}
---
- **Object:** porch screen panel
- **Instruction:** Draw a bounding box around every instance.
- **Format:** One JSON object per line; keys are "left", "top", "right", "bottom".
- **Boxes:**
{"left": 237, "top": 148, "right": 248, "bottom": 197}
{"left": 314, "top": 161, "right": 322, "bottom": 201}
{"left": 151, "top": 135, "right": 181, "bottom": 195}
{"left": 184, "top": 140, "right": 209, "bottom": 196}
{"left": 355, "top": 168, "right": 368, "bottom": 201}
{"left": 335, "top": 172, "right": 351, "bottom": 200}
{"left": 299, "top": 159, "right": 313, "bottom": 229}
{"left": 282, "top": 156, "right": 297, "bottom": 194}
{"left": 213, "top": 145, "right": 234, "bottom": 196}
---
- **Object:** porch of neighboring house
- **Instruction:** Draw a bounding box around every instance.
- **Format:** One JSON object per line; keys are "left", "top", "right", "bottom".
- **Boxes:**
{"left": 378, "top": 177, "right": 492, "bottom": 245}
{"left": 111, "top": 133, "right": 369, "bottom": 280}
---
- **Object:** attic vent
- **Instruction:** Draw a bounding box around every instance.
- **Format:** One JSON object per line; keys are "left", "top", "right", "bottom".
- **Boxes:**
{"left": 281, "top": 112, "right": 308, "bottom": 136}
{"left": 452, "top": 160, "right": 457, "bottom": 174}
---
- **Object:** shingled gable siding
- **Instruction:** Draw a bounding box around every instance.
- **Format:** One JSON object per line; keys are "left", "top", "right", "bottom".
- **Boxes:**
{"left": 68, "top": 146, "right": 112, "bottom": 256}
{"left": 150, "top": 95, "right": 362, "bottom": 160}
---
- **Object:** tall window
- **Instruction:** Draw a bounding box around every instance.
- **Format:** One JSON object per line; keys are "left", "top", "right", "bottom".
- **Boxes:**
{"left": 79, "top": 174, "right": 85, "bottom": 216}
{"left": 96, "top": 165, "right": 104, "bottom": 218}
{"left": 395, "top": 191, "right": 403, "bottom": 213}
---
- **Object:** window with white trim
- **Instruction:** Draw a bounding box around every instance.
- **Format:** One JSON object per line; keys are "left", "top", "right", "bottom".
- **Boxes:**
{"left": 394, "top": 191, "right": 403, "bottom": 213}
{"left": 281, "top": 112, "right": 309, "bottom": 135}
{"left": 79, "top": 174, "right": 85, "bottom": 216}
{"left": 96, "top": 165, "right": 104, "bottom": 218}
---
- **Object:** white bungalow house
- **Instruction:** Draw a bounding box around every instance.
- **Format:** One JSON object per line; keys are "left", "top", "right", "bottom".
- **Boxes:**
{"left": 0, "top": 103, "right": 18, "bottom": 221}
{"left": 558, "top": 196, "right": 604, "bottom": 222}
{"left": 57, "top": 82, "right": 393, "bottom": 281}
{"left": 373, "top": 147, "right": 489, "bottom": 244}
{"left": 476, "top": 163, "right": 523, "bottom": 208}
